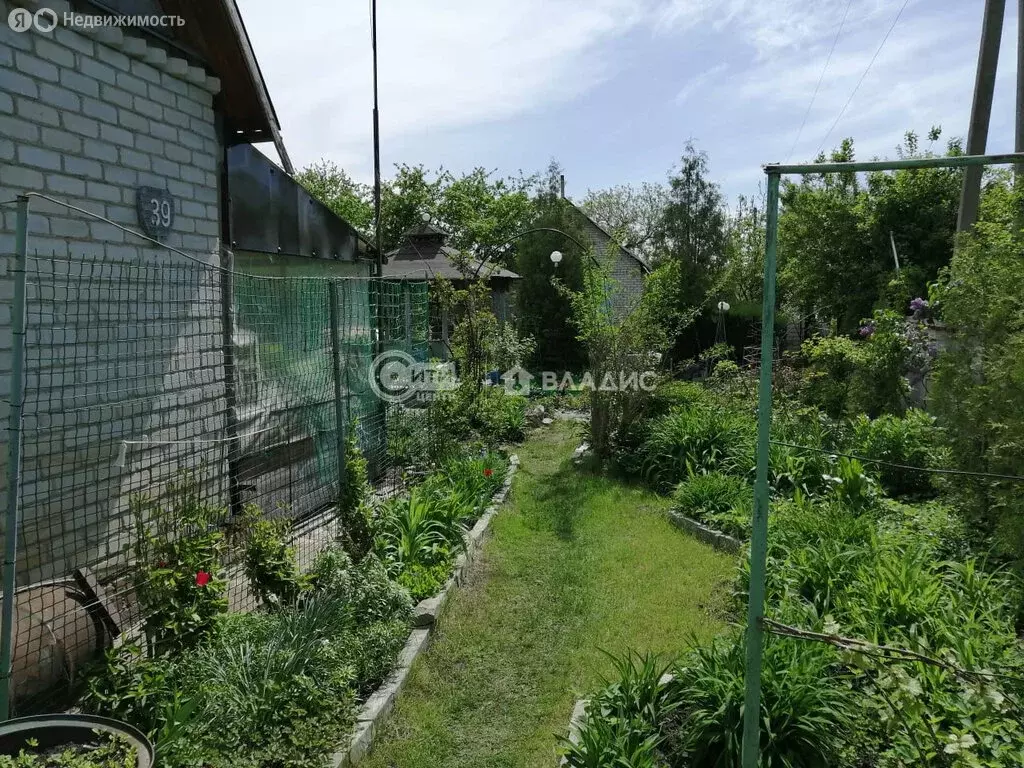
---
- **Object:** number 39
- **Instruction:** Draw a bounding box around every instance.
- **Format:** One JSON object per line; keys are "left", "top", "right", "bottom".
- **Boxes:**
{"left": 149, "top": 197, "right": 172, "bottom": 228}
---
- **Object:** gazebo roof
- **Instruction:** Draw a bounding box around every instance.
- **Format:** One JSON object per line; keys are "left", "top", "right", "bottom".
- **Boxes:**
{"left": 382, "top": 222, "right": 520, "bottom": 280}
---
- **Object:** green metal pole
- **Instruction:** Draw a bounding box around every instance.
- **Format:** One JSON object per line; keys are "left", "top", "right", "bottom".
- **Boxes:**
{"left": 741, "top": 172, "right": 780, "bottom": 767}
{"left": 328, "top": 282, "right": 346, "bottom": 502}
{"left": 0, "top": 196, "right": 30, "bottom": 720}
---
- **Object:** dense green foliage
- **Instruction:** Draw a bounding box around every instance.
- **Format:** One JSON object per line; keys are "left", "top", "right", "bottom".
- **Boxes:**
{"left": 576, "top": 344, "right": 1024, "bottom": 766}
{"left": 81, "top": 441, "right": 508, "bottom": 767}
{"left": 931, "top": 175, "right": 1024, "bottom": 564}
{"left": 129, "top": 475, "right": 228, "bottom": 656}
{"left": 0, "top": 735, "right": 138, "bottom": 768}
{"left": 779, "top": 130, "right": 962, "bottom": 332}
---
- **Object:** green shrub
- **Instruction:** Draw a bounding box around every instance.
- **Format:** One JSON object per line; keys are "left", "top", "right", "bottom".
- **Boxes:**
{"left": 82, "top": 644, "right": 179, "bottom": 739}
{"left": 822, "top": 457, "right": 878, "bottom": 512}
{"left": 673, "top": 473, "right": 749, "bottom": 538}
{"left": 800, "top": 335, "right": 858, "bottom": 418}
{"left": 338, "top": 422, "right": 373, "bottom": 561}
{"left": 562, "top": 653, "right": 677, "bottom": 768}
{"left": 848, "top": 309, "right": 928, "bottom": 417}
{"left": 663, "top": 632, "right": 856, "bottom": 768}
{"left": 240, "top": 505, "right": 307, "bottom": 609}
{"left": 375, "top": 488, "right": 460, "bottom": 570}
{"left": 129, "top": 474, "right": 228, "bottom": 656}
{"left": 848, "top": 409, "right": 941, "bottom": 498}
{"left": 397, "top": 561, "right": 452, "bottom": 602}
{"left": 470, "top": 387, "right": 527, "bottom": 444}
{"left": 182, "top": 594, "right": 359, "bottom": 766}
{"left": 639, "top": 404, "right": 754, "bottom": 489}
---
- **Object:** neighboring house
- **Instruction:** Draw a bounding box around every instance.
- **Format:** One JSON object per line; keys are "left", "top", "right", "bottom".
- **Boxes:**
{"left": 382, "top": 220, "right": 520, "bottom": 360}
{"left": 566, "top": 200, "right": 649, "bottom": 319}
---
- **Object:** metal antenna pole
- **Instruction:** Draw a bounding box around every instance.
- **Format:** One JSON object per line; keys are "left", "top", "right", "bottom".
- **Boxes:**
{"left": 958, "top": 0, "right": 1006, "bottom": 232}
{"left": 371, "top": 0, "right": 383, "bottom": 276}
{"left": 1016, "top": 0, "right": 1024, "bottom": 183}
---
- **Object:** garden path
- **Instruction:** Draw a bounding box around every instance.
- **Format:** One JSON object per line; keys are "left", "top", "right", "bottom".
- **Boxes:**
{"left": 360, "top": 422, "right": 731, "bottom": 768}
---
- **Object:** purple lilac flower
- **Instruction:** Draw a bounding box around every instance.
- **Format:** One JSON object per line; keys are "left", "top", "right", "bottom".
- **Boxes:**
{"left": 909, "top": 297, "right": 930, "bottom": 313}
{"left": 858, "top": 323, "right": 875, "bottom": 338}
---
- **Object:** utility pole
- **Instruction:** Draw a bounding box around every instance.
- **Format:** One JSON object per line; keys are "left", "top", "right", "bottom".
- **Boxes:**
{"left": 957, "top": 0, "right": 1006, "bottom": 232}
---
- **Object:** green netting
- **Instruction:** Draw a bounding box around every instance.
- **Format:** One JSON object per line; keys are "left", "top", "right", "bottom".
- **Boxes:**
{"left": 9, "top": 237, "right": 430, "bottom": 713}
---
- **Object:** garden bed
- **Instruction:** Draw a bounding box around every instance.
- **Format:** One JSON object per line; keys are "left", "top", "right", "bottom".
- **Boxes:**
{"left": 332, "top": 454, "right": 519, "bottom": 767}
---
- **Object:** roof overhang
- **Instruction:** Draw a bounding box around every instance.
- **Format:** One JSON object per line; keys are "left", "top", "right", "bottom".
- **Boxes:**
{"left": 159, "top": 0, "right": 292, "bottom": 171}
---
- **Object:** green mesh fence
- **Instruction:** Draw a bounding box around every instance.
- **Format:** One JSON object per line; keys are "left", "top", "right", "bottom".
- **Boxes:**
{"left": 4, "top": 226, "right": 430, "bottom": 713}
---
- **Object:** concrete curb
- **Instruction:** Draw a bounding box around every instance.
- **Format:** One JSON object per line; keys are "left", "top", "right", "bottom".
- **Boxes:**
{"left": 667, "top": 510, "right": 743, "bottom": 554}
{"left": 559, "top": 698, "right": 590, "bottom": 765}
{"left": 331, "top": 453, "right": 519, "bottom": 767}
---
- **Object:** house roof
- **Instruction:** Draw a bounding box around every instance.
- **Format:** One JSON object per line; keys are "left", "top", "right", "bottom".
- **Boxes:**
{"left": 382, "top": 224, "right": 521, "bottom": 280}
{"left": 565, "top": 200, "right": 650, "bottom": 274}
{"left": 158, "top": 0, "right": 292, "bottom": 170}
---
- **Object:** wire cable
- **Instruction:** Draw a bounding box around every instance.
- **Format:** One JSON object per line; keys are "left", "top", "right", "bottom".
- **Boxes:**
{"left": 786, "top": 0, "right": 855, "bottom": 162}
{"left": 814, "top": 0, "right": 912, "bottom": 158}
{"left": 771, "top": 440, "right": 1024, "bottom": 483}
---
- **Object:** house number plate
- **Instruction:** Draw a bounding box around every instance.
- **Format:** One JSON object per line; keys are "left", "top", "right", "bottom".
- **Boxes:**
{"left": 136, "top": 186, "right": 175, "bottom": 238}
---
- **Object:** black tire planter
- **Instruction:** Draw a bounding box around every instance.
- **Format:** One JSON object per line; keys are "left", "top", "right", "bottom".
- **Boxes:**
{"left": 0, "top": 714, "right": 153, "bottom": 768}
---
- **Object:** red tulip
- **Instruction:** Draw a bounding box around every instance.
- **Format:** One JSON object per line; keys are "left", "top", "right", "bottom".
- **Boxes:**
{"left": 195, "top": 571, "right": 211, "bottom": 587}
{"left": 483, "top": 468, "right": 493, "bottom": 478}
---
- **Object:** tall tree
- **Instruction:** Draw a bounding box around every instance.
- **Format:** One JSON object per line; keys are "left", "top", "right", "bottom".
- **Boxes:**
{"left": 721, "top": 191, "right": 767, "bottom": 305}
{"left": 779, "top": 130, "right": 963, "bottom": 332}
{"left": 514, "top": 162, "right": 589, "bottom": 372}
{"left": 294, "top": 161, "right": 374, "bottom": 235}
{"left": 655, "top": 142, "right": 728, "bottom": 311}
{"left": 581, "top": 182, "right": 667, "bottom": 263}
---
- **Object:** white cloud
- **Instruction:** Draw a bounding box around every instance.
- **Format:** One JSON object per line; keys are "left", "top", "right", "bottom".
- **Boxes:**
{"left": 238, "top": 0, "right": 657, "bottom": 175}
{"left": 676, "top": 63, "right": 728, "bottom": 103}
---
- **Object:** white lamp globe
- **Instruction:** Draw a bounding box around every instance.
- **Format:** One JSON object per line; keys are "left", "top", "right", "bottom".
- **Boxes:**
{"left": 550, "top": 250, "right": 563, "bottom": 267}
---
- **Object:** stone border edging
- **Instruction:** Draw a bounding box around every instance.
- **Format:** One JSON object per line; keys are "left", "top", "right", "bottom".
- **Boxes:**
{"left": 331, "top": 453, "right": 520, "bottom": 767}
{"left": 667, "top": 511, "right": 743, "bottom": 554}
{"left": 559, "top": 699, "right": 589, "bottom": 765}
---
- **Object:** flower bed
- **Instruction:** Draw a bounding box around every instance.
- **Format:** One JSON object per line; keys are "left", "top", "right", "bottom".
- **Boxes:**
{"left": 75, "top": 447, "right": 519, "bottom": 768}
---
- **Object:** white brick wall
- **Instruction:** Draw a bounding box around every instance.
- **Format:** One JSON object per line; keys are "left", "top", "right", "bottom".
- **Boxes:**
{"left": 0, "top": 2, "right": 228, "bottom": 584}
{"left": 579, "top": 216, "right": 646, "bottom": 319}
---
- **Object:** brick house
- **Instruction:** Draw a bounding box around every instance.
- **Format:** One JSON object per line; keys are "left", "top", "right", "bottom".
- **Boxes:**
{"left": 566, "top": 200, "right": 649, "bottom": 318}
{"left": 0, "top": 0, "right": 382, "bottom": 707}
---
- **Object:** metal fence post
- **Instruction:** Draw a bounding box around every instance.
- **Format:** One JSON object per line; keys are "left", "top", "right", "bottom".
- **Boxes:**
{"left": 219, "top": 248, "right": 243, "bottom": 519}
{"left": 328, "top": 281, "right": 346, "bottom": 498}
{"left": 1, "top": 196, "right": 30, "bottom": 720}
{"left": 741, "top": 170, "right": 780, "bottom": 767}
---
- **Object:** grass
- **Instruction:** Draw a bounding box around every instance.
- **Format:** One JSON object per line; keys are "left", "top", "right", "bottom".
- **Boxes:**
{"left": 361, "top": 422, "right": 732, "bottom": 768}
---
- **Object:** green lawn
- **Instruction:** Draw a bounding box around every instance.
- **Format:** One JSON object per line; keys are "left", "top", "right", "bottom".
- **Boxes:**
{"left": 361, "top": 423, "right": 732, "bottom": 768}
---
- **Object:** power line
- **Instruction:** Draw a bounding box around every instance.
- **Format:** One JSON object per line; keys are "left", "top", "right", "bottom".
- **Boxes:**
{"left": 771, "top": 440, "right": 1024, "bottom": 484}
{"left": 815, "top": 0, "right": 912, "bottom": 158}
{"left": 786, "top": 0, "right": 855, "bottom": 162}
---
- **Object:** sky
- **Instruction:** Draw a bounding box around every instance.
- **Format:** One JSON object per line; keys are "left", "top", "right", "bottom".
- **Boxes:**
{"left": 236, "top": 0, "right": 1022, "bottom": 204}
